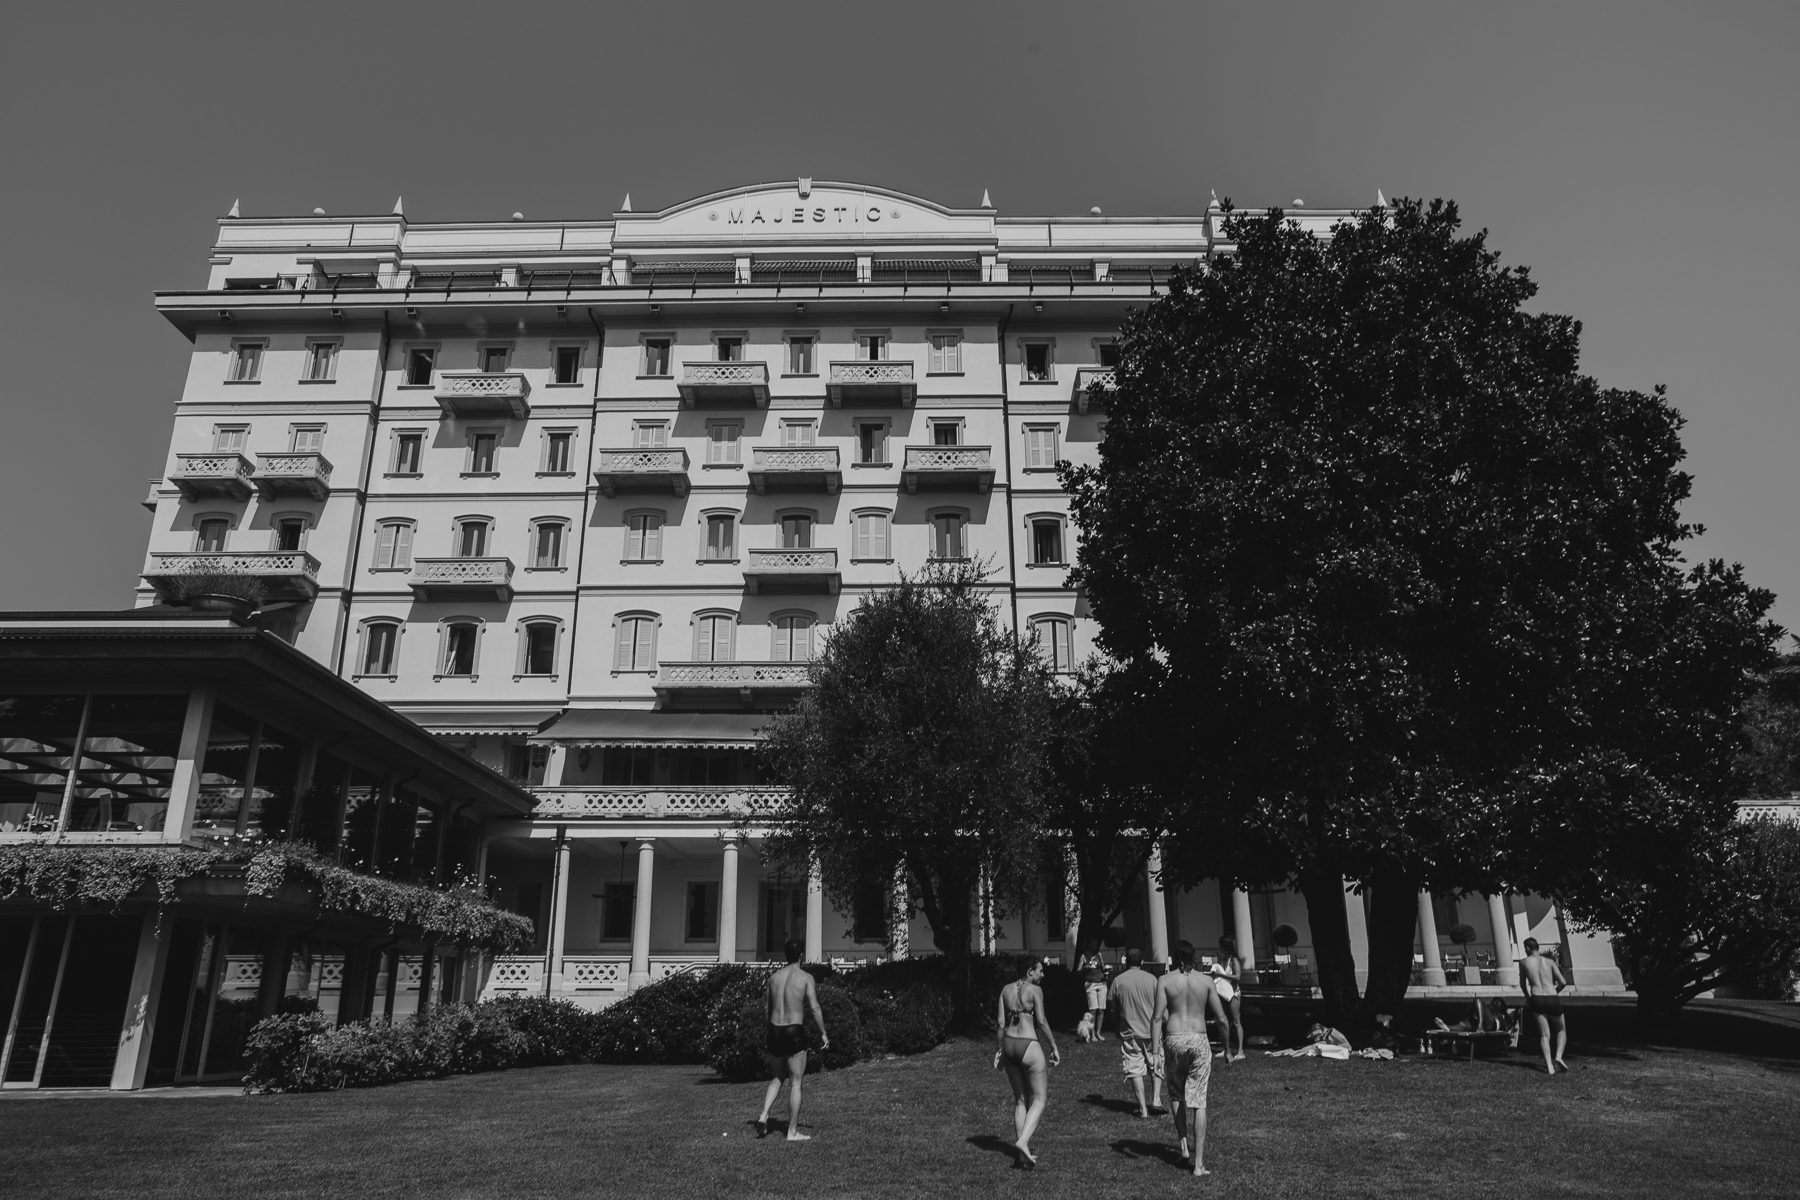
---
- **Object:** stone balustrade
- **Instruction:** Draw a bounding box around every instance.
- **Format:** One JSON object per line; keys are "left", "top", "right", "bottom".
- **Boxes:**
{"left": 593, "top": 447, "right": 690, "bottom": 497}
{"left": 901, "top": 445, "right": 995, "bottom": 493}
{"left": 1073, "top": 366, "right": 1115, "bottom": 414}
{"left": 145, "top": 551, "right": 322, "bottom": 601}
{"left": 827, "top": 360, "right": 916, "bottom": 406}
{"left": 433, "top": 370, "right": 532, "bottom": 418}
{"left": 748, "top": 445, "right": 841, "bottom": 494}
{"left": 170, "top": 453, "right": 255, "bottom": 501}
{"left": 407, "top": 557, "right": 515, "bottom": 602}
{"left": 530, "top": 786, "right": 787, "bottom": 818}
{"left": 254, "top": 452, "right": 333, "bottom": 500}
{"left": 679, "top": 360, "right": 770, "bottom": 406}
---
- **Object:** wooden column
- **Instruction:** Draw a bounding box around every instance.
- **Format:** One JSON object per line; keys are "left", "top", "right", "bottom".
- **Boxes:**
{"left": 717, "top": 836, "right": 741, "bottom": 965}
{"left": 257, "top": 928, "right": 291, "bottom": 1019}
{"left": 1486, "top": 892, "right": 1519, "bottom": 986}
{"left": 544, "top": 828, "right": 571, "bottom": 997}
{"left": 1144, "top": 845, "right": 1171, "bottom": 965}
{"left": 110, "top": 911, "right": 171, "bottom": 1091}
{"left": 1416, "top": 891, "right": 1447, "bottom": 986}
{"left": 162, "top": 685, "right": 216, "bottom": 841}
{"left": 628, "top": 838, "right": 655, "bottom": 992}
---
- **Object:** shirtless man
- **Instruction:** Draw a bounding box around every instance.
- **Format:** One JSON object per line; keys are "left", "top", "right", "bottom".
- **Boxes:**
{"left": 756, "top": 937, "right": 830, "bottom": 1141}
{"left": 1152, "top": 940, "right": 1229, "bottom": 1177}
{"left": 1518, "top": 937, "right": 1570, "bottom": 1075}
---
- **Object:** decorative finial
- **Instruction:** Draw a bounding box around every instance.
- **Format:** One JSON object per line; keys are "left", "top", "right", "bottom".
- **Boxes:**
{"left": 226, "top": 198, "right": 240, "bottom": 219}
{"left": 798, "top": 177, "right": 813, "bottom": 198}
{"left": 1090, "top": 206, "right": 1102, "bottom": 216}
{"left": 1292, "top": 199, "right": 1305, "bottom": 208}
{"left": 392, "top": 196, "right": 405, "bottom": 216}
{"left": 981, "top": 188, "right": 992, "bottom": 209}
{"left": 313, "top": 207, "right": 326, "bottom": 215}
{"left": 1376, "top": 188, "right": 1387, "bottom": 207}
{"left": 512, "top": 212, "right": 524, "bottom": 221}
{"left": 621, "top": 193, "right": 632, "bottom": 213}
{"left": 1209, "top": 189, "right": 1220, "bottom": 210}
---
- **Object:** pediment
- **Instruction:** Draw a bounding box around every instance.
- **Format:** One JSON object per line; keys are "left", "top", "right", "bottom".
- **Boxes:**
{"left": 610, "top": 180, "right": 995, "bottom": 247}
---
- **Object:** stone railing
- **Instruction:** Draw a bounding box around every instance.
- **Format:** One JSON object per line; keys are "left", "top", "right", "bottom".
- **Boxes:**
{"left": 254, "top": 452, "right": 333, "bottom": 483}
{"left": 595, "top": 448, "right": 688, "bottom": 474}
{"left": 682, "top": 361, "right": 769, "bottom": 388}
{"left": 148, "top": 550, "right": 320, "bottom": 581}
{"left": 745, "top": 547, "right": 838, "bottom": 572}
{"left": 656, "top": 660, "right": 812, "bottom": 688}
{"left": 829, "top": 361, "right": 914, "bottom": 386}
{"left": 1073, "top": 366, "right": 1115, "bottom": 413}
{"left": 171, "top": 453, "right": 255, "bottom": 481}
{"left": 530, "top": 786, "right": 787, "bottom": 818}
{"left": 408, "top": 557, "right": 514, "bottom": 587}
{"left": 751, "top": 446, "right": 839, "bottom": 471}
{"left": 903, "top": 446, "right": 992, "bottom": 471}
{"left": 434, "top": 370, "right": 531, "bottom": 418}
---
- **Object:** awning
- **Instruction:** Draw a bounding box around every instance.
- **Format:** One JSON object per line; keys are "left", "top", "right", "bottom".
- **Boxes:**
{"left": 531, "top": 709, "right": 771, "bottom": 748}
{"left": 398, "top": 707, "right": 563, "bottom": 736}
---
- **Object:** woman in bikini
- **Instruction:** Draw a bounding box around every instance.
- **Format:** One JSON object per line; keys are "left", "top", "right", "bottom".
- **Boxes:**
{"left": 993, "top": 956, "right": 1060, "bottom": 1168}
{"left": 1210, "top": 935, "right": 1246, "bottom": 1061}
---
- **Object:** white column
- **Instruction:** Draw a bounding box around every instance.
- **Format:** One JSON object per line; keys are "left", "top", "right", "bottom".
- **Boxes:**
{"left": 804, "top": 862, "right": 823, "bottom": 963}
{"left": 717, "top": 837, "right": 740, "bottom": 965}
{"left": 628, "top": 838, "right": 655, "bottom": 992}
{"left": 1486, "top": 892, "right": 1519, "bottom": 986}
{"left": 162, "top": 685, "right": 215, "bottom": 840}
{"left": 542, "top": 744, "right": 569, "bottom": 787}
{"left": 1144, "top": 845, "right": 1170, "bottom": 965}
{"left": 1416, "top": 890, "right": 1447, "bottom": 986}
{"left": 889, "top": 864, "right": 911, "bottom": 961}
{"left": 544, "top": 832, "right": 571, "bottom": 996}
{"left": 1344, "top": 880, "right": 1371, "bottom": 990}
{"left": 1232, "top": 888, "right": 1260, "bottom": 983}
{"left": 1063, "top": 851, "right": 1081, "bottom": 959}
{"left": 110, "top": 911, "right": 170, "bottom": 1091}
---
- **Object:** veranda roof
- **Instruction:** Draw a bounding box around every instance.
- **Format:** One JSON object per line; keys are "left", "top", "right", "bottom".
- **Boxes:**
{"left": 531, "top": 709, "right": 770, "bottom": 748}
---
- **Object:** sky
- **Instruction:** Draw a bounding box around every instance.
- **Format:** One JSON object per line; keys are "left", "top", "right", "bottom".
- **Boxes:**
{"left": 2, "top": 1, "right": 1796, "bottom": 631}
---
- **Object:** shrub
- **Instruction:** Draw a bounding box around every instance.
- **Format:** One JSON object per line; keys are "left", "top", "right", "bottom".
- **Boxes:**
{"left": 243, "top": 1011, "right": 338, "bottom": 1093}
{"left": 591, "top": 965, "right": 754, "bottom": 1064}
{"left": 480, "top": 996, "right": 595, "bottom": 1065}
{"left": 857, "top": 983, "right": 953, "bottom": 1055}
{"left": 704, "top": 974, "right": 864, "bottom": 1082}
{"left": 409, "top": 1003, "right": 527, "bottom": 1075}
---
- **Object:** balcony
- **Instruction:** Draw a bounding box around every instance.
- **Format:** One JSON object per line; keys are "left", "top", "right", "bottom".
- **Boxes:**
{"left": 747, "top": 446, "right": 840, "bottom": 495}
{"left": 531, "top": 786, "right": 785, "bottom": 819}
{"left": 827, "top": 360, "right": 915, "bottom": 407}
{"left": 144, "top": 551, "right": 321, "bottom": 602}
{"left": 254, "top": 452, "right": 333, "bottom": 501}
{"left": 407, "top": 557, "right": 515, "bottom": 602}
{"left": 653, "top": 660, "right": 813, "bottom": 708}
{"left": 169, "top": 454, "right": 255, "bottom": 502}
{"left": 434, "top": 371, "right": 531, "bottom": 419}
{"left": 1073, "top": 366, "right": 1115, "bottom": 415}
{"left": 593, "top": 448, "right": 689, "bottom": 498}
{"left": 742, "top": 547, "right": 840, "bottom": 595}
{"left": 679, "top": 361, "right": 770, "bottom": 407}
{"left": 901, "top": 445, "right": 995, "bottom": 494}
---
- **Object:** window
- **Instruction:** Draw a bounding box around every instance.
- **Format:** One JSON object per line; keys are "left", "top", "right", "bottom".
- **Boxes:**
{"left": 614, "top": 615, "right": 657, "bottom": 671}
{"left": 780, "top": 514, "right": 813, "bottom": 549}
{"left": 442, "top": 622, "right": 481, "bottom": 677}
{"left": 858, "top": 333, "right": 887, "bottom": 360}
{"left": 543, "top": 430, "right": 573, "bottom": 473}
{"left": 480, "top": 345, "right": 511, "bottom": 373}
{"left": 304, "top": 340, "right": 339, "bottom": 382}
{"left": 531, "top": 520, "right": 565, "bottom": 568}
{"left": 290, "top": 425, "right": 325, "bottom": 453}
{"left": 1022, "top": 341, "right": 1054, "bottom": 382}
{"left": 552, "top": 345, "right": 583, "bottom": 384}
{"left": 1030, "top": 518, "right": 1064, "bottom": 565}
{"left": 392, "top": 431, "right": 423, "bottom": 474}
{"left": 772, "top": 615, "right": 814, "bottom": 661}
{"left": 1097, "top": 341, "right": 1121, "bottom": 368}
{"left": 706, "top": 422, "right": 741, "bottom": 464}
{"left": 1024, "top": 425, "right": 1060, "bottom": 468}
{"left": 374, "top": 520, "right": 414, "bottom": 569}
{"left": 361, "top": 621, "right": 399, "bottom": 676}
{"left": 714, "top": 336, "right": 743, "bottom": 362}
{"left": 930, "top": 513, "right": 966, "bottom": 560}
{"left": 456, "top": 519, "right": 490, "bottom": 558}
{"left": 780, "top": 420, "right": 816, "bottom": 447}
{"left": 931, "top": 420, "right": 962, "bottom": 447}
{"left": 196, "top": 518, "right": 229, "bottom": 553}
{"left": 686, "top": 882, "right": 719, "bottom": 942}
{"left": 704, "top": 514, "right": 736, "bottom": 560}
{"left": 467, "top": 431, "right": 498, "bottom": 474}
{"left": 1032, "top": 617, "right": 1074, "bottom": 673}
{"left": 787, "top": 336, "right": 815, "bottom": 374}
{"left": 521, "top": 622, "right": 558, "bottom": 676}
{"left": 852, "top": 512, "right": 890, "bottom": 560}
{"left": 228, "top": 341, "right": 263, "bottom": 382}
{"left": 928, "top": 333, "right": 962, "bottom": 374}
{"left": 625, "top": 514, "right": 663, "bottom": 561}
{"left": 212, "top": 425, "right": 248, "bottom": 453}
{"left": 602, "top": 883, "right": 635, "bottom": 940}
{"left": 695, "top": 613, "right": 735, "bottom": 662}
{"left": 274, "top": 517, "right": 307, "bottom": 552}
{"left": 856, "top": 421, "right": 888, "bottom": 464}
{"left": 633, "top": 421, "right": 669, "bottom": 448}
{"left": 642, "top": 338, "right": 671, "bottom": 376}
{"left": 506, "top": 743, "right": 549, "bottom": 785}
{"left": 405, "top": 347, "right": 436, "bottom": 386}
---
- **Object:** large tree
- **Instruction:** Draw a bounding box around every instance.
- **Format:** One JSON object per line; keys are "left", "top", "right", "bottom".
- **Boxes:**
{"left": 1064, "top": 199, "right": 1778, "bottom": 1027}
{"left": 752, "top": 561, "right": 1053, "bottom": 1008}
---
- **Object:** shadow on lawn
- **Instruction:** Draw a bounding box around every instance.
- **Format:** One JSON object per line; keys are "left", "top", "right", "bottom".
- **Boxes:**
{"left": 1110, "top": 1138, "right": 1188, "bottom": 1168}
{"left": 966, "top": 1134, "right": 1020, "bottom": 1161}
{"left": 1078, "top": 1092, "right": 1143, "bottom": 1116}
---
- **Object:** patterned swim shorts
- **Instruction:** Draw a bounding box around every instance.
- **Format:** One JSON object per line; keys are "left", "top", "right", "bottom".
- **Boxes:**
{"left": 1164, "top": 1031, "right": 1213, "bottom": 1107}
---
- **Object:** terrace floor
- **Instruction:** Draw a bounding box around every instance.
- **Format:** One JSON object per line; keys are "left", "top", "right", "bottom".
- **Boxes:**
{"left": 3, "top": 999, "right": 1797, "bottom": 1199}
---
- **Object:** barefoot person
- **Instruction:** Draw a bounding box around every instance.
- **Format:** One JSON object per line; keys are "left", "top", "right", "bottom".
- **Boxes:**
{"left": 756, "top": 937, "right": 830, "bottom": 1140}
{"left": 1077, "top": 938, "right": 1109, "bottom": 1041}
{"left": 994, "top": 956, "right": 1060, "bottom": 1168}
{"left": 1210, "top": 936, "right": 1247, "bottom": 1061}
{"left": 1111, "top": 947, "right": 1165, "bottom": 1118}
{"left": 1153, "top": 940, "right": 1229, "bottom": 1178}
{"left": 1519, "top": 936, "right": 1570, "bottom": 1076}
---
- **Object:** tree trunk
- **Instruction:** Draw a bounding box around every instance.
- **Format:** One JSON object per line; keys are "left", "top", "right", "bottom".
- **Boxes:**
{"left": 1360, "top": 870, "right": 1420, "bottom": 1023}
{"left": 1295, "top": 864, "right": 1361, "bottom": 1031}
{"left": 916, "top": 866, "right": 976, "bottom": 1019}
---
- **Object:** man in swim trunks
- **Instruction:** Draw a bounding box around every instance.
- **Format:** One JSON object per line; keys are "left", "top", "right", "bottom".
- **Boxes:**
{"left": 1518, "top": 936, "right": 1570, "bottom": 1076}
{"left": 1111, "top": 948, "right": 1165, "bottom": 1117}
{"left": 1153, "top": 940, "right": 1229, "bottom": 1177}
{"left": 756, "top": 937, "right": 830, "bottom": 1140}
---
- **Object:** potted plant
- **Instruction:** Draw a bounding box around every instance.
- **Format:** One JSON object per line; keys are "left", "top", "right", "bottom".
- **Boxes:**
{"left": 1449, "top": 923, "right": 1482, "bottom": 984}
{"left": 1271, "top": 922, "right": 1300, "bottom": 984}
{"left": 160, "top": 573, "right": 269, "bottom": 620}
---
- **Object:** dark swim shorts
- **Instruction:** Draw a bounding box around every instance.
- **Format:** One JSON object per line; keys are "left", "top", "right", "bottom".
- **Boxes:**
{"left": 766, "top": 1022, "right": 809, "bottom": 1057}
{"left": 1526, "top": 995, "right": 1564, "bottom": 1017}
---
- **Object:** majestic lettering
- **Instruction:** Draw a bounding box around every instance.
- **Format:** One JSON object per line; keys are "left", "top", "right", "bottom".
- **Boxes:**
{"left": 705, "top": 197, "right": 902, "bottom": 228}
{"left": 728, "top": 209, "right": 744, "bottom": 224}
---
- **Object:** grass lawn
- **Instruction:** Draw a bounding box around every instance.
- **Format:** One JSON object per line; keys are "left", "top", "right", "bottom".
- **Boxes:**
{"left": 3, "top": 1000, "right": 1798, "bottom": 1199}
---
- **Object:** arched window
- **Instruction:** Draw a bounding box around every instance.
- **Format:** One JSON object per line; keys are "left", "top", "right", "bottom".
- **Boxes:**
{"left": 454, "top": 517, "right": 492, "bottom": 558}
{"left": 194, "top": 515, "right": 232, "bottom": 554}
{"left": 624, "top": 512, "right": 664, "bottom": 562}
{"left": 270, "top": 513, "right": 312, "bottom": 553}
{"left": 929, "top": 510, "right": 968, "bottom": 560}
{"left": 1026, "top": 513, "right": 1066, "bottom": 565}
{"left": 614, "top": 613, "right": 658, "bottom": 672}
{"left": 438, "top": 619, "right": 483, "bottom": 678}
{"left": 373, "top": 519, "right": 415, "bottom": 570}
{"left": 359, "top": 619, "right": 402, "bottom": 677}
{"left": 529, "top": 518, "right": 567, "bottom": 569}
{"left": 518, "top": 619, "right": 560, "bottom": 677}
{"left": 702, "top": 511, "right": 738, "bottom": 561}
{"left": 1030, "top": 616, "right": 1074, "bottom": 674}
{"left": 694, "top": 611, "right": 736, "bottom": 662}
{"left": 772, "top": 613, "right": 815, "bottom": 662}
{"left": 852, "top": 510, "right": 890, "bottom": 561}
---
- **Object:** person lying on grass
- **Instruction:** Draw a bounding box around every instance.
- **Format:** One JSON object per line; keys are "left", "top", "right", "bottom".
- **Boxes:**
{"left": 756, "top": 938, "right": 830, "bottom": 1141}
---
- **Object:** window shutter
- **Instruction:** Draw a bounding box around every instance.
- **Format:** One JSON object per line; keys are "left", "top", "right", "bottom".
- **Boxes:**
{"left": 393, "top": 524, "right": 413, "bottom": 569}
{"left": 615, "top": 620, "right": 637, "bottom": 671}
{"left": 854, "top": 516, "right": 870, "bottom": 560}
{"left": 636, "top": 618, "right": 655, "bottom": 669}
{"left": 716, "top": 617, "right": 734, "bottom": 661}
{"left": 947, "top": 337, "right": 960, "bottom": 373}
{"left": 376, "top": 523, "right": 396, "bottom": 569}
{"left": 796, "top": 620, "right": 812, "bottom": 660}
{"left": 645, "top": 518, "right": 661, "bottom": 560}
{"left": 774, "top": 619, "right": 792, "bottom": 661}
{"left": 1057, "top": 621, "right": 1073, "bottom": 670}
{"left": 873, "top": 514, "right": 888, "bottom": 559}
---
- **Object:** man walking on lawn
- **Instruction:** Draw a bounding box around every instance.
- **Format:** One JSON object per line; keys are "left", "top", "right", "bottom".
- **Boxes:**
{"left": 1111, "top": 947, "right": 1165, "bottom": 1118}
{"left": 756, "top": 937, "right": 831, "bottom": 1140}
{"left": 1518, "top": 937, "right": 1571, "bottom": 1076}
{"left": 1153, "top": 940, "right": 1229, "bottom": 1178}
